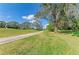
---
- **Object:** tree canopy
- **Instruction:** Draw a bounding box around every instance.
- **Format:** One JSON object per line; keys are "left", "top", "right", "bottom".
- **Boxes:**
{"left": 35, "top": 3, "right": 79, "bottom": 32}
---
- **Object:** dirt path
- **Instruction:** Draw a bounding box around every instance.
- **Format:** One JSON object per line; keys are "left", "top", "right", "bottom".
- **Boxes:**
{"left": 0, "top": 31, "right": 43, "bottom": 44}
{"left": 51, "top": 32, "right": 79, "bottom": 54}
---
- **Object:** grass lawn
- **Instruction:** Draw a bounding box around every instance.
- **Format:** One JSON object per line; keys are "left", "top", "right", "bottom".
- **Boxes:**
{"left": 0, "top": 28, "right": 38, "bottom": 38}
{"left": 0, "top": 31, "right": 79, "bottom": 55}
{"left": 72, "top": 31, "right": 79, "bottom": 37}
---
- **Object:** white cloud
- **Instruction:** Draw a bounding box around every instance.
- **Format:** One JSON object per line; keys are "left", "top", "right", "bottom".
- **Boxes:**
{"left": 22, "top": 14, "right": 37, "bottom": 23}
{"left": 22, "top": 15, "right": 35, "bottom": 20}
{"left": 29, "top": 20, "right": 36, "bottom": 23}
{"left": 27, "top": 15, "right": 35, "bottom": 20}
{"left": 22, "top": 16, "right": 27, "bottom": 19}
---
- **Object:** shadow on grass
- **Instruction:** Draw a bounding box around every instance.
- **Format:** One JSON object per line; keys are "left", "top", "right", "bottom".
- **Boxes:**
{"left": 44, "top": 29, "right": 79, "bottom": 37}
{"left": 59, "top": 30, "right": 79, "bottom": 37}
{"left": 59, "top": 30, "right": 73, "bottom": 34}
{"left": 72, "top": 32, "right": 79, "bottom": 37}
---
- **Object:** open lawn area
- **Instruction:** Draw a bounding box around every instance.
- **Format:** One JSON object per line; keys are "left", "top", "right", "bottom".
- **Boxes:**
{"left": 0, "top": 28, "right": 38, "bottom": 38}
{"left": 0, "top": 31, "right": 79, "bottom": 55}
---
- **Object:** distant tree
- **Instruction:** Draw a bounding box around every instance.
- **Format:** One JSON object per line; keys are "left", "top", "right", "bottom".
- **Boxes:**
{"left": 20, "top": 22, "right": 31, "bottom": 29}
{"left": 7, "top": 21, "right": 20, "bottom": 29}
{"left": 32, "top": 20, "right": 43, "bottom": 30}
{"left": 0, "top": 21, "right": 6, "bottom": 28}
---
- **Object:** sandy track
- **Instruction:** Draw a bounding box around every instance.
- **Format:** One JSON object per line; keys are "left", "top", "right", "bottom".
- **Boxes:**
{"left": 0, "top": 31, "right": 43, "bottom": 44}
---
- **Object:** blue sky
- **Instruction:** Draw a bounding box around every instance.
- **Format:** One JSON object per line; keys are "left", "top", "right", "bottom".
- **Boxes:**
{"left": 0, "top": 3, "right": 48, "bottom": 26}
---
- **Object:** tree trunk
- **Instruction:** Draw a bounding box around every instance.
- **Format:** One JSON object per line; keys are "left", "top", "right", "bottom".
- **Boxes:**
{"left": 53, "top": 11, "right": 60, "bottom": 32}
{"left": 54, "top": 25, "right": 58, "bottom": 32}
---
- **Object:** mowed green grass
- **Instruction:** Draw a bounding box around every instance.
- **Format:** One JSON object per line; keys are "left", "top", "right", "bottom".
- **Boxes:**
{"left": 0, "top": 31, "right": 75, "bottom": 55}
{"left": 72, "top": 31, "right": 79, "bottom": 37}
{"left": 0, "top": 28, "right": 38, "bottom": 38}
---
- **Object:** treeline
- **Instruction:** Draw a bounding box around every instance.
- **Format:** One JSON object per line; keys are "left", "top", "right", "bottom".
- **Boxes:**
{"left": 36, "top": 3, "right": 79, "bottom": 32}
{"left": 0, "top": 21, "right": 43, "bottom": 30}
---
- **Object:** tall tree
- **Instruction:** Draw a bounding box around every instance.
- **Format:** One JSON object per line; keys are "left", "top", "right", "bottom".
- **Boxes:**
{"left": 35, "top": 3, "right": 77, "bottom": 32}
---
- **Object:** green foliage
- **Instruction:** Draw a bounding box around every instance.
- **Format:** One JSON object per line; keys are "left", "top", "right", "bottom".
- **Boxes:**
{"left": 72, "top": 20, "right": 79, "bottom": 31}
{"left": 0, "top": 20, "right": 43, "bottom": 30}
{"left": 47, "top": 22, "right": 54, "bottom": 31}
{"left": 7, "top": 21, "right": 20, "bottom": 29}
{"left": 0, "top": 21, "right": 6, "bottom": 28}
{"left": 36, "top": 3, "right": 78, "bottom": 32}
{"left": 32, "top": 20, "right": 43, "bottom": 30}
{"left": 20, "top": 22, "right": 31, "bottom": 29}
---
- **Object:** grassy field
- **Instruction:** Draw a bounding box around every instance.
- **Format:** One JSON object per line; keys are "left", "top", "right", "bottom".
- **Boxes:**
{"left": 72, "top": 31, "right": 79, "bottom": 37}
{"left": 0, "top": 28, "right": 38, "bottom": 38}
{"left": 1, "top": 31, "right": 79, "bottom": 55}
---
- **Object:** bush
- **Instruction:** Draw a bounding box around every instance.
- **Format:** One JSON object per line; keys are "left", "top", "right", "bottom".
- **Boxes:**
{"left": 47, "top": 23, "right": 54, "bottom": 31}
{"left": 0, "top": 21, "right": 6, "bottom": 28}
